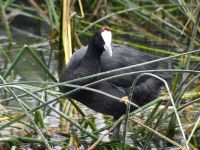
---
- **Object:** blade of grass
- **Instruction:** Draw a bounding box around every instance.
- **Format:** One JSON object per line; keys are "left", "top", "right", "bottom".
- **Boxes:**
{"left": 139, "top": 73, "right": 189, "bottom": 150}
{"left": 0, "top": 75, "right": 52, "bottom": 150}
{"left": 3, "top": 46, "right": 25, "bottom": 79}
{"left": 0, "top": 0, "right": 13, "bottom": 44}
{"left": 185, "top": 6, "right": 200, "bottom": 69}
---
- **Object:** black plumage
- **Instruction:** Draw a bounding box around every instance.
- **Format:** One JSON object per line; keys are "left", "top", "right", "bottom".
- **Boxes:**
{"left": 60, "top": 28, "right": 170, "bottom": 138}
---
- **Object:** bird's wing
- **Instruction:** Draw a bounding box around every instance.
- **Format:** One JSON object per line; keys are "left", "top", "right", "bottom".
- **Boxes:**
{"left": 65, "top": 46, "right": 88, "bottom": 68}
{"left": 100, "top": 43, "right": 158, "bottom": 87}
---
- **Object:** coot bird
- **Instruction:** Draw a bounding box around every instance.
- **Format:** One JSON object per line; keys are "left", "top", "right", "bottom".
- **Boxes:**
{"left": 60, "top": 27, "right": 169, "bottom": 138}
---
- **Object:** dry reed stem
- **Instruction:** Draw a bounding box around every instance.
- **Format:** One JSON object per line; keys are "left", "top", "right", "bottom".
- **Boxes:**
{"left": 62, "top": 0, "right": 72, "bottom": 64}
{"left": 131, "top": 117, "right": 184, "bottom": 150}
{"left": 87, "top": 116, "right": 124, "bottom": 150}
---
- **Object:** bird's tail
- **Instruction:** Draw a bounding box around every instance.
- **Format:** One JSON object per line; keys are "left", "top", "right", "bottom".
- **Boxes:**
{"left": 130, "top": 73, "right": 172, "bottom": 107}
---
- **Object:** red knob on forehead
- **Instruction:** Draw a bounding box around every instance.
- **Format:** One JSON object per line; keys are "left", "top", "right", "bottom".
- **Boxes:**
{"left": 100, "top": 27, "right": 110, "bottom": 32}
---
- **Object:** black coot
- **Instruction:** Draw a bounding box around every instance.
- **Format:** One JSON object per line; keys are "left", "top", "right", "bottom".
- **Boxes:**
{"left": 60, "top": 27, "right": 169, "bottom": 138}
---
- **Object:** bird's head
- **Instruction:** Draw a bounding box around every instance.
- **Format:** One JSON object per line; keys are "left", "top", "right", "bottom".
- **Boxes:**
{"left": 92, "top": 27, "right": 112, "bottom": 56}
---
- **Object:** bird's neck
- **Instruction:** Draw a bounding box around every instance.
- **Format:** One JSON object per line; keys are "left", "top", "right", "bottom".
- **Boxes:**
{"left": 84, "top": 43, "right": 103, "bottom": 59}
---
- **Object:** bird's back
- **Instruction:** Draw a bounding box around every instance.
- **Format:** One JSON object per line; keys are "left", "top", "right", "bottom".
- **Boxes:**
{"left": 100, "top": 43, "right": 158, "bottom": 87}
